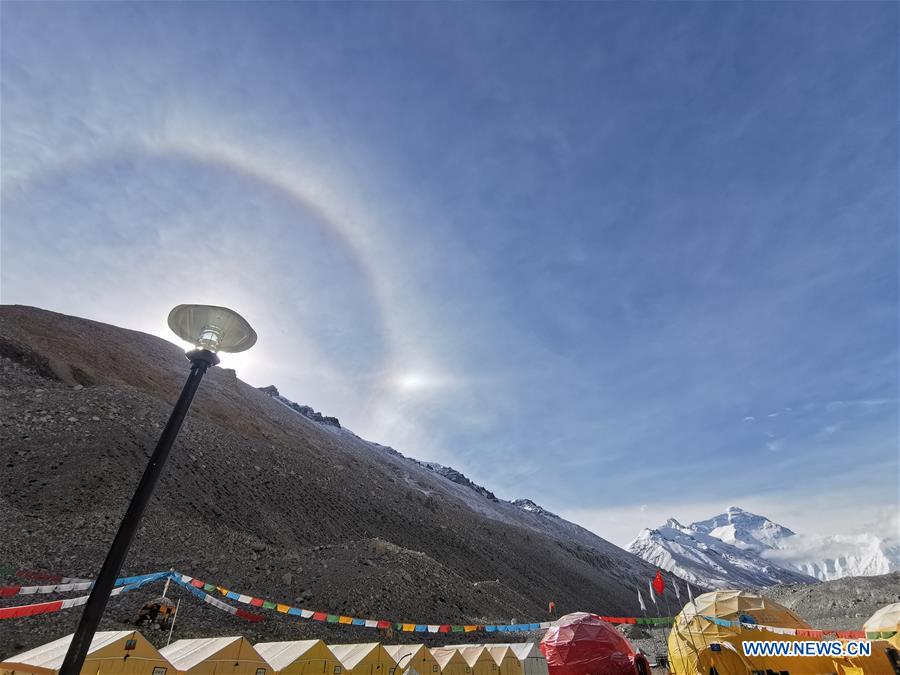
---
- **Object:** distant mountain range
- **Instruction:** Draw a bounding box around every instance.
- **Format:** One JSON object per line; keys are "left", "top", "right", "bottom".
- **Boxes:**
{"left": 628, "top": 506, "right": 900, "bottom": 588}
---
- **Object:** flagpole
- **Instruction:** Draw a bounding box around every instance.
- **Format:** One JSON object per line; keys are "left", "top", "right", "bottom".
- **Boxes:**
{"left": 662, "top": 578, "right": 688, "bottom": 674}
{"left": 661, "top": 572, "right": 696, "bottom": 674}
{"left": 650, "top": 579, "right": 660, "bottom": 618}
{"left": 673, "top": 577, "right": 704, "bottom": 674}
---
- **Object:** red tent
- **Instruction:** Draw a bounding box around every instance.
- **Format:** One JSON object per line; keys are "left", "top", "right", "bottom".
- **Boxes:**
{"left": 540, "top": 612, "right": 651, "bottom": 675}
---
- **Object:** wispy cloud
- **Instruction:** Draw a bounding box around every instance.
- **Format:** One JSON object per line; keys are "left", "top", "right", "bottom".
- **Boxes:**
{"left": 2, "top": 1, "right": 896, "bottom": 546}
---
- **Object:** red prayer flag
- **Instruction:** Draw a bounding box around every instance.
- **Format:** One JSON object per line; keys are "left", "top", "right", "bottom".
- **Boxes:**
{"left": 0, "top": 599, "right": 63, "bottom": 619}
{"left": 376, "top": 620, "right": 392, "bottom": 629}
{"left": 17, "top": 571, "right": 61, "bottom": 583}
{"left": 652, "top": 570, "right": 665, "bottom": 596}
{"left": 249, "top": 597, "right": 264, "bottom": 607}
{"left": 235, "top": 608, "right": 264, "bottom": 622}
{"left": 836, "top": 631, "right": 865, "bottom": 639}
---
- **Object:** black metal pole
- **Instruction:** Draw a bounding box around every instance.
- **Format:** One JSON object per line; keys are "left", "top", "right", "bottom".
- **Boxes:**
{"left": 59, "top": 349, "right": 218, "bottom": 675}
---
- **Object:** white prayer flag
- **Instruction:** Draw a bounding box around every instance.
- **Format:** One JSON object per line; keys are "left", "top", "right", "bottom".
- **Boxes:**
{"left": 648, "top": 580, "right": 658, "bottom": 605}
{"left": 638, "top": 589, "right": 647, "bottom": 613}
{"left": 687, "top": 582, "right": 694, "bottom": 603}
{"left": 673, "top": 579, "right": 681, "bottom": 601}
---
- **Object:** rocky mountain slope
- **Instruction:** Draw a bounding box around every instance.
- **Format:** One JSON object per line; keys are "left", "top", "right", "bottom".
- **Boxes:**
{"left": 0, "top": 305, "right": 676, "bottom": 655}
{"left": 629, "top": 507, "right": 899, "bottom": 589}
{"left": 766, "top": 571, "right": 900, "bottom": 631}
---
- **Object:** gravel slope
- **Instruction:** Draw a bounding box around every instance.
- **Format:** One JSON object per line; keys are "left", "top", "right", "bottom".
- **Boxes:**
{"left": 0, "top": 305, "right": 672, "bottom": 656}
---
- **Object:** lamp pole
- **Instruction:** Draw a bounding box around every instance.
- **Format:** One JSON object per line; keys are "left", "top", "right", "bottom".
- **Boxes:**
{"left": 59, "top": 350, "right": 217, "bottom": 675}
{"left": 59, "top": 305, "right": 255, "bottom": 675}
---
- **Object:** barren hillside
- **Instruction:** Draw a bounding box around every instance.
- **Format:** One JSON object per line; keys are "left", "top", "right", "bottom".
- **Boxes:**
{"left": 0, "top": 305, "right": 671, "bottom": 654}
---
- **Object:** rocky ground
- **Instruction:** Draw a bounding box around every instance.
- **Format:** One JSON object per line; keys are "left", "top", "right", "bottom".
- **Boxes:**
{"left": 0, "top": 306, "right": 672, "bottom": 657}
{"left": 766, "top": 571, "right": 900, "bottom": 630}
{"left": 1, "top": 306, "right": 892, "bottom": 670}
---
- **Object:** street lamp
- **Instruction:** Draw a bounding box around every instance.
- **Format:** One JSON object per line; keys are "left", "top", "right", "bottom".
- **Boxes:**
{"left": 59, "top": 305, "right": 256, "bottom": 675}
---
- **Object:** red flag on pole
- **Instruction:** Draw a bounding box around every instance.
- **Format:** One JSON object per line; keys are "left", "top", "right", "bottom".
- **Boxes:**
{"left": 652, "top": 570, "right": 665, "bottom": 596}
{"left": 548, "top": 600, "right": 556, "bottom": 614}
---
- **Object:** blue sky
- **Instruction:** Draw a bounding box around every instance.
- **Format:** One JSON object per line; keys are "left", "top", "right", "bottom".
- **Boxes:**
{"left": 2, "top": 2, "right": 897, "bottom": 546}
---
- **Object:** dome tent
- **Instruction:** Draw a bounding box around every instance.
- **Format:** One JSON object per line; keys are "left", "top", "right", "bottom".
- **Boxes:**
{"left": 539, "top": 612, "right": 650, "bottom": 675}
{"left": 865, "top": 602, "right": 900, "bottom": 645}
{"left": 668, "top": 589, "right": 895, "bottom": 675}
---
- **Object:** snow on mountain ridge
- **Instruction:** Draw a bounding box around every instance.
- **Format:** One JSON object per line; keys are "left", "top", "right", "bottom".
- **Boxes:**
{"left": 258, "top": 385, "right": 564, "bottom": 520}
{"left": 511, "top": 498, "right": 560, "bottom": 518}
{"left": 629, "top": 507, "right": 900, "bottom": 587}
{"left": 692, "top": 506, "right": 796, "bottom": 551}
{"left": 628, "top": 519, "right": 815, "bottom": 589}
{"left": 762, "top": 533, "right": 900, "bottom": 581}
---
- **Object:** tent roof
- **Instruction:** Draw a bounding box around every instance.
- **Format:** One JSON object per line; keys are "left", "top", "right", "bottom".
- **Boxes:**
{"left": 328, "top": 644, "right": 390, "bottom": 670}
{"left": 678, "top": 590, "right": 809, "bottom": 629}
{"left": 485, "top": 647, "right": 512, "bottom": 665}
{"left": 495, "top": 644, "right": 542, "bottom": 661}
{"left": 865, "top": 603, "right": 900, "bottom": 632}
{"left": 2, "top": 631, "right": 136, "bottom": 671}
{"left": 429, "top": 648, "right": 468, "bottom": 670}
{"left": 256, "top": 641, "right": 329, "bottom": 671}
{"left": 454, "top": 647, "right": 491, "bottom": 668}
{"left": 383, "top": 646, "right": 430, "bottom": 664}
{"left": 161, "top": 637, "right": 243, "bottom": 670}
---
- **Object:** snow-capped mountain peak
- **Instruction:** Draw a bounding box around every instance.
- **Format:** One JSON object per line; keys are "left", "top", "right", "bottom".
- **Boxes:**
{"left": 628, "top": 514, "right": 815, "bottom": 589}
{"left": 691, "top": 506, "right": 796, "bottom": 552}
{"left": 629, "top": 507, "right": 899, "bottom": 588}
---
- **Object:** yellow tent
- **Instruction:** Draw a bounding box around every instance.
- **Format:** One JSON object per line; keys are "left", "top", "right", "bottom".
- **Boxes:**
{"left": 483, "top": 647, "right": 519, "bottom": 675}
{"left": 486, "top": 645, "right": 545, "bottom": 675}
{"left": 327, "top": 645, "right": 397, "bottom": 675}
{"left": 449, "top": 647, "right": 494, "bottom": 675}
{"left": 383, "top": 646, "right": 438, "bottom": 675}
{"left": 256, "top": 642, "right": 340, "bottom": 675}
{"left": 160, "top": 637, "right": 271, "bottom": 675}
{"left": 865, "top": 602, "right": 900, "bottom": 646}
{"left": 1, "top": 631, "right": 172, "bottom": 675}
{"left": 668, "top": 589, "right": 896, "bottom": 675}
{"left": 428, "top": 649, "right": 468, "bottom": 675}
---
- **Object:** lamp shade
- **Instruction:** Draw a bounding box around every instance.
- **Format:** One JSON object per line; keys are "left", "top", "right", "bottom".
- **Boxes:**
{"left": 167, "top": 304, "right": 257, "bottom": 353}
